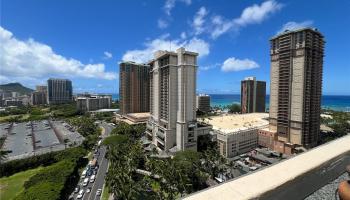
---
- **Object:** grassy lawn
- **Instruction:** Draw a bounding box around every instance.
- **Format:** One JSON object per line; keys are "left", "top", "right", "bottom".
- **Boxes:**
{"left": 20, "top": 114, "right": 30, "bottom": 120}
{"left": 0, "top": 115, "right": 20, "bottom": 123}
{"left": 102, "top": 185, "right": 110, "bottom": 200}
{"left": 0, "top": 167, "right": 43, "bottom": 200}
{"left": 0, "top": 114, "right": 29, "bottom": 123}
{"left": 41, "top": 108, "right": 50, "bottom": 112}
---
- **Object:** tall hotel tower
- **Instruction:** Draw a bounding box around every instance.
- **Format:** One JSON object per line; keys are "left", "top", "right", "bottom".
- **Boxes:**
{"left": 269, "top": 28, "right": 324, "bottom": 148}
{"left": 119, "top": 62, "right": 150, "bottom": 115}
{"left": 241, "top": 77, "right": 266, "bottom": 113}
{"left": 47, "top": 78, "right": 73, "bottom": 104}
{"left": 146, "top": 48, "right": 198, "bottom": 152}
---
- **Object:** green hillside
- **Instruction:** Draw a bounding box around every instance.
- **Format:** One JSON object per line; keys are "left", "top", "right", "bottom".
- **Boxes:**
{"left": 0, "top": 83, "right": 34, "bottom": 95}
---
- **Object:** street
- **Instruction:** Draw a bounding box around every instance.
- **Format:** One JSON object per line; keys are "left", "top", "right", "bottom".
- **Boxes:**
{"left": 71, "top": 122, "right": 114, "bottom": 200}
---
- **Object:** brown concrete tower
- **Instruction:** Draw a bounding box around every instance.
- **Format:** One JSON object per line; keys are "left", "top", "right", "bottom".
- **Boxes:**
{"left": 269, "top": 28, "right": 324, "bottom": 148}
{"left": 119, "top": 61, "right": 150, "bottom": 115}
{"left": 241, "top": 77, "right": 266, "bottom": 113}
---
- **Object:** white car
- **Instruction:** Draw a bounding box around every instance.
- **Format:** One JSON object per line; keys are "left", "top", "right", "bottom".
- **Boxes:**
{"left": 82, "top": 169, "right": 87, "bottom": 178}
{"left": 89, "top": 175, "right": 96, "bottom": 183}
{"left": 77, "top": 189, "right": 84, "bottom": 199}
{"left": 83, "top": 178, "right": 89, "bottom": 186}
{"left": 96, "top": 189, "right": 102, "bottom": 196}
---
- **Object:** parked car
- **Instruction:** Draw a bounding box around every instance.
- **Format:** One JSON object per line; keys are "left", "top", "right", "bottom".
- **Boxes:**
{"left": 82, "top": 169, "right": 87, "bottom": 178}
{"left": 77, "top": 189, "right": 84, "bottom": 199}
{"left": 93, "top": 169, "right": 98, "bottom": 175}
{"left": 74, "top": 186, "right": 80, "bottom": 193}
{"left": 87, "top": 169, "right": 93, "bottom": 176}
{"left": 83, "top": 178, "right": 89, "bottom": 186}
{"left": 86, "top": 187, "right": 92, "bottom": 193}
{"left": 96, "top": 189, "right": 102, "bottom": 196}
{"left": 90, "top": 175, "right": 96, "bottom": 183}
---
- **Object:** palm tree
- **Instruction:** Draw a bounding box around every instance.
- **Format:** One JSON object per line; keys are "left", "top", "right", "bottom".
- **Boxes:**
{"left": 105, "top": 140, "right": 147, "bottom": 200}
{"left": 228, "top": 161, "right": 235, "bottom": 178}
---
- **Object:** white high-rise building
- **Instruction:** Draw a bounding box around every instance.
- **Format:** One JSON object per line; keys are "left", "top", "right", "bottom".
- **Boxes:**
{"left": 146, "top": 48, "right": 198, "bottom": 152}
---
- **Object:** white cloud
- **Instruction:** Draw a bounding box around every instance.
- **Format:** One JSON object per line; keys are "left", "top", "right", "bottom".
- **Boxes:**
{"left": 0, "top": 26, "right": 117, "bottom": 81}
{"left": 180, "top": 32, "right": 187, "bottom": 39}
{"left": 122, "top": 35, "right": 209, "bottom": 63}
{"left": 181, "top": 0, "right": 191, "bottom": 5}
{"left": 158, "top": 18, "right": 169, "bottom": 29}
{"left": 210, "top": 0, "right": 283, "bottom": 39}
{"left": 0, "top": 75, "right": 10, "bottom": 83}
{"left": 221, "top": 57, "right": 259, "bottom": 72}
{"left": 164, "top": 0, "right": 176, "bottom": 15}
{"left": 210, "top": 15, "right": 234, "bottom": 39}
{"left": 103, "top": 51, "right": 113, "bottom": 59}
{"left": 192, "top": 7, "right": 208, "bottom": 35}
{"left": 199, "top": 63, "right": 220, "bottom": 71}
{"left": 163, "top": 0, "right": 191, "bottom": 16}
{"left": 277, "top": 20, "right": 313, "bottom": 33}
{"left": 234, "top": 0, "right": 283, "bottom": 26}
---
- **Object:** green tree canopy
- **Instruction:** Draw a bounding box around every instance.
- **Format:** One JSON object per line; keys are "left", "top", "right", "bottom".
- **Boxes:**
{"left": 227, "top": 103, "right": 241, "bottom": 113}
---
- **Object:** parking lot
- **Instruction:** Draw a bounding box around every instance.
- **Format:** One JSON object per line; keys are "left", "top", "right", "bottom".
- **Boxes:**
{"left": 1, "top": 122, "right": 33, "bottom": 158}
{"left": 51, "top": 120, "right": 84, "bottom": 147}
{"left": 0, "top": 120, "right": 84, "bottom": 161}
{"left": 33, "top": 120, "right": 60, "bottom": 148}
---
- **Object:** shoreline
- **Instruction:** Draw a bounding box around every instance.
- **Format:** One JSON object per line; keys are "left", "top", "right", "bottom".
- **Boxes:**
{"left": 111, "top": 94, "right": 350, "bottom": 112}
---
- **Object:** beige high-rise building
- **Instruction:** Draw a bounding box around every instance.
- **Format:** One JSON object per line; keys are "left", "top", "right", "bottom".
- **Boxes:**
{"left": 31, "top": 91, "right": 47, "bottom": 105}
{"left": 146, "top": 48, "right": 198, "bottom": 151}
{"left": 269, "top": 28, "right": 324, "bottom": 148}
{"left": 36, "top": 85, "right": 47, "bottom": 93}
{"left": 32, "top": 85, "right": 48, "bottom": 105}
{"left": 119, "top": 61, "right": 150, "bottom": 115}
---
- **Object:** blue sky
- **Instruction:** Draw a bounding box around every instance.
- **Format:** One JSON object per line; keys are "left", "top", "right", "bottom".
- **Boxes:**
{"left": 1, "top": 0, "right": 349, "bottom": 95}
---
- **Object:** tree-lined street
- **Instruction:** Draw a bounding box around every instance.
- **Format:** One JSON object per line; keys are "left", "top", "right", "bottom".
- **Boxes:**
{"left": 71, "top": 121, "right": 114, "bottom": 200}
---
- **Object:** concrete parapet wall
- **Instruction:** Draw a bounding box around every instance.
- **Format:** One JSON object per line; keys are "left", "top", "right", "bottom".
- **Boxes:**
{"left": 183, "top": 135, "right": 350, "bottom": 200}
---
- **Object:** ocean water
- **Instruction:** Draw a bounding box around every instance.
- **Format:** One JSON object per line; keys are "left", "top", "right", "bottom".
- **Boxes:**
{"left": 209, "top": 94, "right": 350, "bottom": 112}
{"left": 112, "top": 94, "right": 350, "bottom": 112}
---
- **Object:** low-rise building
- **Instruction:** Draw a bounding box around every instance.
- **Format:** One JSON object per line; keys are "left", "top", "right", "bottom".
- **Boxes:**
{"left": 117, "top": 112, "right": 151, "bottom": 125}
{"left": 203, "top": 113, "right": 269, "bottom": 158}
{"left": 258, "top": 128, "right": 277, "bottom": 150}
{"left": 19, "top": 96, "right": 30, "bottom": 106}
{"left": 76, "top": 94, "right": 112, "bottom": 112}
{"left": 258, "top": 128, "right": 296, "bottom": 155}
{"left": 4, "top": 99, "right": 23, "bottom": 107}
{"left": 0, "top": 90, "right": 13, "bottom": 99}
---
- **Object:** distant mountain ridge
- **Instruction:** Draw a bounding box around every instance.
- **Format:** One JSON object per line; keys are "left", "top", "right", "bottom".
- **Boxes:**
{"left": 0, "top": 82, "right": 34, "bottom": 95}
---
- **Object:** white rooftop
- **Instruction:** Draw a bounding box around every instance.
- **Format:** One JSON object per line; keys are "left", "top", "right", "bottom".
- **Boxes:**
{"left": 126, "top": 112, "right": 151, "bottom": 119}
{"left": 203, "top": 113, "right": 269, "bottom": 134}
